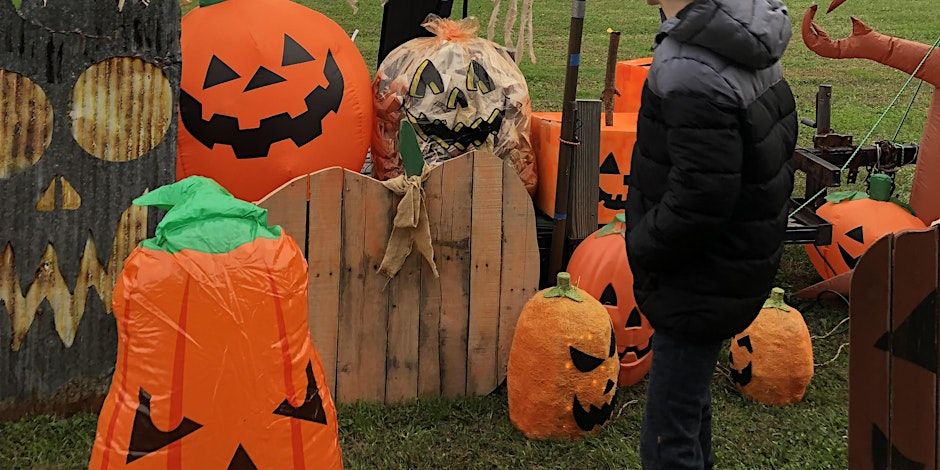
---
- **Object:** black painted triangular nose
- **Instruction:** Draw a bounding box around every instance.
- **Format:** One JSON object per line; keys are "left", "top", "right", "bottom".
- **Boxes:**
{"left": 244, "top": 66, "right": 286, "bottom": 91}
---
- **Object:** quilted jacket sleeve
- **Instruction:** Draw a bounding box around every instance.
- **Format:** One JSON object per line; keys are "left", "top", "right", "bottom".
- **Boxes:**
{"left": 627, "top": 91, "right": 743, "bottom": 272}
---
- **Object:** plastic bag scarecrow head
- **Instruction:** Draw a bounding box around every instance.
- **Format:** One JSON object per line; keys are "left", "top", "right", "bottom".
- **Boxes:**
{"left": 372, "top": 16, "right": 537, "bottom": 195}
{"left": 89, "top": 177, "right": 342, "bottom": 469}
{"left": 177, "top": 0, "right": 373, "bottom": 202}
{"left": 508, "top": 273, "right": 620, "bottom": 440}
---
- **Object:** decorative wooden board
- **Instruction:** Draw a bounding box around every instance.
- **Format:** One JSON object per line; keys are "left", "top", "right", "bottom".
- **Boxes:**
{"left": 849, "top": 226, "right": 939, "bottom": 469}
{"left": 261, "top": 150, "right": 540, "bottom": 404}
{"left": 0, "top": 0, "right": 179, "bottom": 419}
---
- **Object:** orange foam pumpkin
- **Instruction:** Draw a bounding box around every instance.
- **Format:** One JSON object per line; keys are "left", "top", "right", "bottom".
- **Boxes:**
{"left": 177, "top": 0, "right": 372, "bottom": 202}
{"left": 728, "top": 288, "right": 814, "bottom": 406}
{"left": 567, "top": 214, "right": 653, "bottom": 387}
{"left": 89, "top": 178, "right": 342, "bottom": 469}
{"left": 805, "top": 179, "right": 926, "bottom": 279}
{"left": 508, "top": 273, "right": 619, "bottom": 440}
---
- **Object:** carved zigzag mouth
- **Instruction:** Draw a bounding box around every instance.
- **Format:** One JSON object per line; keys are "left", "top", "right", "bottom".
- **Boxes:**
{"left": 618, "top": 342, "right": 652, "bottom": 361}
{"left": 573, "top": 393, "right": 616, "bottom": 432}
{"left": 405, "top": 107, "right": 504, "bottom": 152}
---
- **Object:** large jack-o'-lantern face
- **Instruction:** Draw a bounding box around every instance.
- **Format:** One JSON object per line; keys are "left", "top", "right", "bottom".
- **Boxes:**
{"left": 599, "top": 153, "right": 629, "bottom": 214}
{"left": 177, "top": 0, "right": 373, "bottom": 202}
{"left": 568, "top": 215, "right": 653, "bottom": 387}
{"left": 568, "top": 329, "right": 620, "bottom": 432}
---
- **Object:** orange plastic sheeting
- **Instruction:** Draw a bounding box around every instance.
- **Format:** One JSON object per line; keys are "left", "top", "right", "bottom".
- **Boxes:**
{"left": 89, "top": 236, "right": 343, "bottom": 469}
{"left": 911, "top": 92, "right": 940, "bottom": 224}
{"left": 176, "top": 0, "right": 373, "bottom": 202}
{"left": 532, "top": 112, "right": 638, "bottom": 224}
{"left": 613, "top": 58, "right": 651, "bottom": 113}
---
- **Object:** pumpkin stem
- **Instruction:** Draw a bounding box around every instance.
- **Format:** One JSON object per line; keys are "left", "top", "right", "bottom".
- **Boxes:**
{"left": 595, "top": 212, "right": 627, "bottom": 238}
{"left": 763, "top": 287, "right": 791, "bottom": 312}
{"left": 543, "top": 272, "right": 584, "bottom": 302}
{"left": 199, "top": 0, "right": 226, "bottom": 6}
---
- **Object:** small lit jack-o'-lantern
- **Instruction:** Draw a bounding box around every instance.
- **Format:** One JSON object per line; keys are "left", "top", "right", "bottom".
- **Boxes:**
{"left": 805, "top": 175, "right": 926, "bottom": 279}
{"left": 568, "top": 213, "right": 653, "bottom": 386}
{"left": 508, "top": 273, "right": 620, "bottom": 440}
{"left": 728, "top": 288, "right": 814, "bottom": 406}
{"left": 372, "top": 16, "right": 536, "bottom": 194}
{"left": 89, "top": 178, "right": 342, "bottom": 469}
{"left": 177, "top": 0, "right": 373, "bottom": 202}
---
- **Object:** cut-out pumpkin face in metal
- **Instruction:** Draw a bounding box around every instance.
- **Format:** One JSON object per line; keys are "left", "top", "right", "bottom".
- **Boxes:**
{"left": 806, "top": 191, "right": 925, "bottom": 279}
{"left": 89, "top": 178, "right": 342, "bottom": 469}
{"left": 508, "top": 273, "right": 620, "bottom": 440}
{"left": 177, "top": 0, "right": 373, "bottom": 202}
{"left": 373, "top": 17, "right": 536, "bottom": 194}
{"left": 568, "top": 214, "right": 653, "bottom": 386}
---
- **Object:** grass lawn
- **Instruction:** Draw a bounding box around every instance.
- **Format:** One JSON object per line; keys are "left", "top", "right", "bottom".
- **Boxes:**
{"left": 2, "top": 0, "right": 939, "bottom": 468}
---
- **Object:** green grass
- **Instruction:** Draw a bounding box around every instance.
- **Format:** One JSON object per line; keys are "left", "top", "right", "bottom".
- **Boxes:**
{"left": 3, "top": 0, "right": 938, "bottom": 468}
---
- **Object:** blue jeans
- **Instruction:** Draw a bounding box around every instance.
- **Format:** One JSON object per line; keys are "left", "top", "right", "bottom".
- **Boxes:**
{"left": 640, "top": 333, "right": 723, "bottom": 470}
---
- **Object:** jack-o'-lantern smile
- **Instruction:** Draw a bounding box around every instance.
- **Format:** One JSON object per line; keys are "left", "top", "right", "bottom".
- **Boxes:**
{"left": 569, "top": 330, "right": 619, "bottom": 432}
{"left": 179, "top": 40, "right": 344, "bottom": 159}
{"left": 599, "top": 153, "right": 629, "bottom": 211}
{"left": 405, "top": 108, "right": 504, "bottom": 152}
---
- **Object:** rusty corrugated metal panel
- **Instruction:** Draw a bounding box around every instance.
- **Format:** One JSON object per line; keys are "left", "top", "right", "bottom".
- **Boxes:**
{"left": 0, "top": 0, "right": 180, "bottom": 419}
{"left": 0, "top": 69, "right": 53, "bottom": 179}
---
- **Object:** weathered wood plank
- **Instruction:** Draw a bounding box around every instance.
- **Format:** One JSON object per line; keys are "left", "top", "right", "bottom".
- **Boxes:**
{"left": 418, "top": 166, "right": 444, "bottom": 397}
{"left": 569, "top": 100, "right": 601, "bottom": 240}
{"left": 467, "top": 153, "right": 503, "bottom": 395}
{"left": 385, "top": 231, "right": 422, "bottom": 403}
{"left": 497, "top": 161, "right": 540, "bottom": 385}
{"left": 890, "top": 229, "right": 938, "bottom": 469}
{"left": 438, "top": 154, "right": 473, "bottom": 398}
{"left": 260, "top": 176, "right": 309, "bottom": 257}
{"left": 307, "top": 169, "right": 344, "bottom": 399}
{"left": 336, "top": 172, "right": 391, "bottom": 403}
{"left": 849, "top": 234, "right": 893, "bottom": 470}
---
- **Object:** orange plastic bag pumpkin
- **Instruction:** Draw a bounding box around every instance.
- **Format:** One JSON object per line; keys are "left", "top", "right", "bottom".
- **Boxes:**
{"left": 372, "top": 16, "right": 536, "bottom": 194}
{"left": 567, "top": 214, "right": 652, "bottom": 387}
{"left": 177, "top": 0, "right": 373, "bottom": 202}
{"left": 89, "top": 177, "right": 342, "bottom": 469}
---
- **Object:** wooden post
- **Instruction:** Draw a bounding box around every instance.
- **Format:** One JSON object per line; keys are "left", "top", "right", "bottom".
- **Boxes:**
{"left": 568, "top": 100, "right": 601, "bottom": 240}
{"left": 548, "top": 0, "right": 588, "bottom": 279}
{"left": 601, "top": 30, "right": 621, "bottom": 127}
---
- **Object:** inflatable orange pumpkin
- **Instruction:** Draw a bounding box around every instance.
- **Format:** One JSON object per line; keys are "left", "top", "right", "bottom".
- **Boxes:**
{"left": 806, "top": 176, "right": 926, "bottom": 279}
{"left": 177, "top": 0, "right": 372, "bottom": 202}
{"left": 728, "top": 288, "right": 814, "bottom": 406}
{"left": 508, "top": 273, "right": 619, "bottom": 440}
{"left": 89, "top": 177, "right": 342, "bottom": 469}
{"left": 567, "top": 214, "right": 652, "bottom": 387}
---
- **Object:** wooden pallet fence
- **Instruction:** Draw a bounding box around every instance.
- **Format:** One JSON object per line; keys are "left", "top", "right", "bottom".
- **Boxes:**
{"left": 261, "top": 151, "right": 540, "bottom": 404}
{"left": 849, "top": 225, "right": 940, "bottom": 469}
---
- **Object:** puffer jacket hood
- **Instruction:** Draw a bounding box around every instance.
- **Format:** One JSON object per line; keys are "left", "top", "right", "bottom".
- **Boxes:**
{"left": 660, "top": 0, "right": 792, "bottom": 70}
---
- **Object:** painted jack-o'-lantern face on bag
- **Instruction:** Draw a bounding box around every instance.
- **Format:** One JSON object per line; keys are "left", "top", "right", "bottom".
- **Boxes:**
{"left": 508, "top": 273, "right": 620, "bottom": 440}
{"left": 177, "top": 0, "right": 373, "bottom": 202}
{"left": 568, "top": 214, "right": 653, "bottom": 386}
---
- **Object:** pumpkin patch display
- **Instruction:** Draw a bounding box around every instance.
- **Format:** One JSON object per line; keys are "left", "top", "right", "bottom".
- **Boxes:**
{"left": 508, "top": 273, "right": 619, "bottom": 440}
{"left": 89, "top": 177, "right": 342, "bottom": 469}
{"left": 567, "top": 213, "right": 653, "bottom": 387}
{"left": 532, "top": 112, "right": 638, "bottom": 224}
{"left": 805, "top": 175, "right": 926, "bottom": 280}
{"left": 372, "top": 16, "right": 537, "bottom": 194}
{"left": 177, "top": 0, "right": 372, "bottom": 202}
{"left": 728, "top": 288, "right": 814, "bottom": 406}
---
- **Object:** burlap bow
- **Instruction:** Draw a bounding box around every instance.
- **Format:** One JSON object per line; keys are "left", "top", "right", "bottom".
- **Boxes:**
{"left": 378, "top": 165, "right": 440, "bottom": 279}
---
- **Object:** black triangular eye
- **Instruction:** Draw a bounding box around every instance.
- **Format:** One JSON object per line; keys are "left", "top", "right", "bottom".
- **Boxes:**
{"left": 846, "top": 226, "right": 864, "bottom": 244}
{"left": 447, "top": 88, "right": 468, "bottom": 109}
{"left": 626, "top": 308, "right": 642, "bottom": 328}
{"left": 245, "top": 66, "right": 286, "bottom": 92}
{"left": 609, "top": 329, "right": 616, "bottom": 358}
{"left": 282, "top": 34, "right": 315, "bottom": 66}
{"left": 600, "top": 284, "right": 618, "bottom": 306}
{"left": 410, "top": 59, "right": 444, "bottom": 98}
{"left": 600, "top": 153, "right": 620, "bottom": 174}
{"left": 570, "top": 346, "right": 605, "bottom": 372}
{"left": 273, "top": 361, "right": 328, "bottom": 424}
{"left": 127, "top": 389, "right": 202, "bottom": 464}
{"left": 466, "top": 60, "right": 494, "bottom": 94}
{"left": 736, "top": 335, "right": 753, "bottom": 353}
{"left": 203, "top": 55, "right": 240, "bottom": 89}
